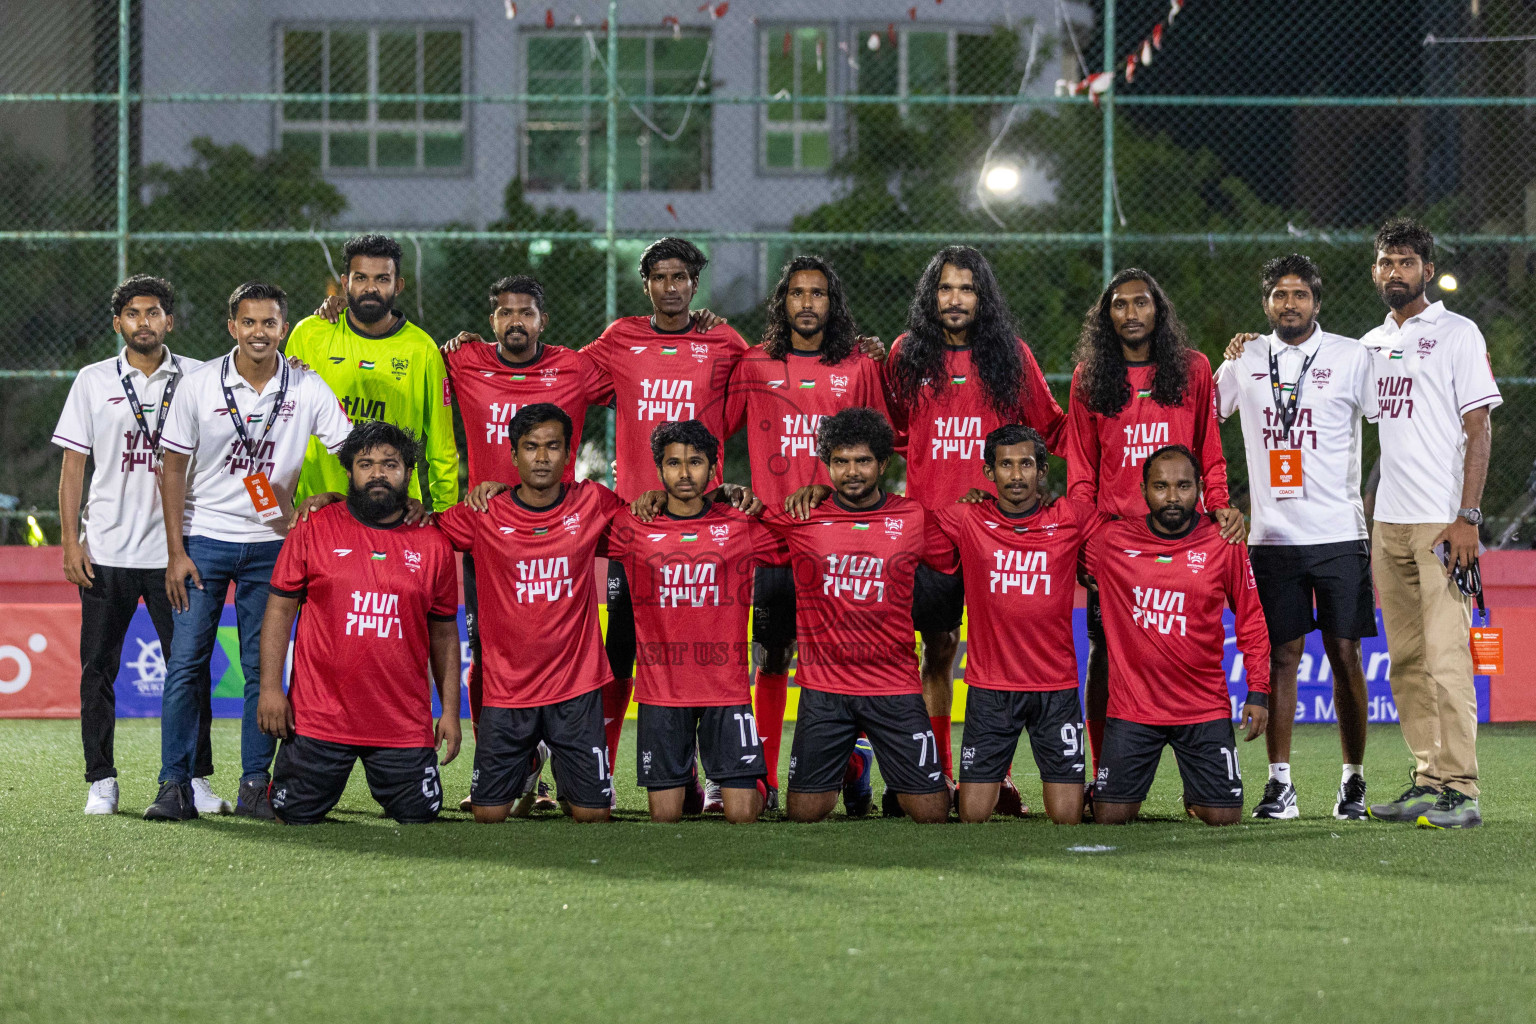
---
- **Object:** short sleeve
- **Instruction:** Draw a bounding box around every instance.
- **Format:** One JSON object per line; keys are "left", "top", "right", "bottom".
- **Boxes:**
{"left": 919, "top": 511, "right": 959, "bottom": 574}
{"left": 749, "top": 517, "right": 790, "bottom": 567}
{"left": 928, "top": 503, "right": 961, "bottom": 542}
{"left": 1450, "top": 324, "right": 1502, "bottom": 416}
{"left": 428, "top": 536, "right": 459, "bottom": 620}
{"left": 306, "top": 373, "right": 354, "bottom": 452}
{"left": 1082, "top": 527, "right": 1103, "bottom": 578}
{"left": 52, "top": 372, "right": 96, "bottom": 454}
{"left": 1353, "top": 344, "right": 1380, "bottom": 422}
{"left": 434, "top": 503, "right": 477, "bottom": 552}
{"left": 159, "top": 371, "right": 200, "bottom": 455}
{"left": 1213, "top": 358, "right": 1241, "bottom": 420}
{"left": 268, "top": 518, "right": 311, "bottom": 598}
{"left": 578, "top": 333, "right": 616, "bottom": 406}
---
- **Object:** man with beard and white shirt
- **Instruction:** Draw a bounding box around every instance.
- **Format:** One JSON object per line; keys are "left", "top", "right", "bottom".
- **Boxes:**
{"left": 1218, "top": 254, "right": 1380, "bottom": 821}
{"left": 1359, "top": 219, "right": 1500, "bottom": 830}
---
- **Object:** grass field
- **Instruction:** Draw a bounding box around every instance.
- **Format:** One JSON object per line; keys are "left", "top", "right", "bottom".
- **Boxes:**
{"left": 3, "top": 719, "right": 1534, "bottom": 1024}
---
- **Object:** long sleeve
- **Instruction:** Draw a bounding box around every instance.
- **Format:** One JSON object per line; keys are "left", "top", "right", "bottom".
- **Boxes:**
{"left": 421, "top": 345, "right": 460, "bottom": 511}
{"left": 1020, "top": 343, "right": 1065, "bottom": 450}
{"left": 1227, "top": 546, "right": 1271, "bottom": 694}
{"left": 1190, "top": 357, "right": 1230, "bottom": 510}
{"left": 1063, "top": 370, "right": 1101, "bottom": 508}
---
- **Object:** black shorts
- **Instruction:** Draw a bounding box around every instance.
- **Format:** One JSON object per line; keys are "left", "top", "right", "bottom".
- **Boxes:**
{"left": 606, "top": 560, "right": 636, "bottom": 680}
{"left": 1092, "top": 717, "right": 1243, "bottom": 809}
{"left": 751, "top": 566, "right": 797, "bottom": 652}
{"left": 1248, "top": 540, "right": 1378, "bottom": 646}
{"left": 959, "top": 686, "right": 1086, "bottom": 785}
{"left": 636, "top": 703, "right": 766, "bottom": 790}
{"left": 270, "top": 733, "right": 442, "bottom": 825}
{"left": 912, "top": 564, "right": 964, "bottom": 636}
{"left": 788, "top": 687, "right": 947, "bottom": 795}
{"left": 471, "top": 689, "right": 611, "bottom": 809}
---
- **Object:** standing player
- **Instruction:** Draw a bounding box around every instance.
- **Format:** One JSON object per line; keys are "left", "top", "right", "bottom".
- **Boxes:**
{"left": 579, "top": 238, "right": 750, "bottom": 796}
{"left": 1067, "top": 268, "right": 1239, "bottom": 784}
{"left": 883, "top": 246, "right": 1065, "bottom": 799}
{"left": 1215, "top": 255, "right": 1379, "bottom": 820}
{"left": 723, "top": 255, "right": 887, "bottom": 807}
{"left": 53, "top": 275, "right": 224, "bottom": 816}
{"left": 933, "top": 426, "right": 1095, "bottom": 824}
{"left": 289, "top": 233, "right": 458, "bottom": 512}
{"left": 607, "top": 421, "right": 784, "bottom": 823}
{"left": 766, "top": 408, "right": 958, "bottom": 824}
{"left": 256, "top": 422, "right": 461, "bottom": 824}
{"left": 1085, "top": 445, "right": 1270, "bottom": 825}
{"left": 148, "top": 282, "right": 353, "bottom": 821}
{"left": 435, "top": 404, "right": 626, "bottom": 822}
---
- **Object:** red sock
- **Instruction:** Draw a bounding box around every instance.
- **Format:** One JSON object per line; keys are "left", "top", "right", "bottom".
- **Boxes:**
{"left": 753, "top": 671, "right": 790, "bottom": 787}
{"left": 602, "top": 677, "right": 634, "bottom": 773}
{"left": 930, "top": 715, "right": 953, "bottom": 779}
{"left": 1088, "top": 717, "right": 1105, "bottom": 775}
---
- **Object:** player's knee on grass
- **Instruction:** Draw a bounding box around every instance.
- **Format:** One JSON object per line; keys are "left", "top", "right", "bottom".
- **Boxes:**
{"left": 957, "top": 782, "right": 1000, "bottom": 823}
{"left": 899, "top": 790, "right": 951, "bottom": 824}
{"left": 786, "top": 790, "right": 838, "bottom": 822}
{"left": 720, "top": 784, "right": 762, "bottom": 824}
{"left": 473, "top": 802, "right": 513, "bottom": 823}
{"left": 568, "top": 804, "right": 611, "bottom": 823}
{"left": 1190, "top": 804, "right": 1241, "bottom": 826}
{"left": 647, "top": 787, "right": 685, "bottom": 823}
{"left": 1093, "top": 800, "right": 1139, "bottom": 825}
{"left": 1041, "top": 782, "right": 1086, "bottom": 824}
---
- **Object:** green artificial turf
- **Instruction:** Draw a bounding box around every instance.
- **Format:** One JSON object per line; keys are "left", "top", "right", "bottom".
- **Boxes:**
{"left": 2, "top": 720, "right": 1534, "bottom": 1024}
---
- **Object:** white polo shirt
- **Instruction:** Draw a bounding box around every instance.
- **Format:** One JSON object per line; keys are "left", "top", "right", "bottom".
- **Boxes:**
{"left": 52, "top": 346, "right": 205, "bottom": 569}
{"left": 160, "top": 348, "right": 353, "bottom": 544}
{"left": 1360, "top": 301, "right": 1502, "bottom": 525}
{"left": 1215, "top": 326, "right": 1378, "bottom": 546}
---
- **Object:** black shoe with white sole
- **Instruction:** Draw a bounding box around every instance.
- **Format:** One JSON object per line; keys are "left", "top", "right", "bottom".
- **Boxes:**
{"left": 1251, "top": 778, "right": 1299, "bottom": 819}
{"left": 1334, "top": 774, "right": 1368, "bottom": 820}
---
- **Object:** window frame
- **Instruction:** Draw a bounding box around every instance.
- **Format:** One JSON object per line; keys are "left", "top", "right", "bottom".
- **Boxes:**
{"left": 520, "top": 27, "right": 713, "bottom": 193}
{"left": 274, "top": 22, "right": 472, "bottom": 177}
{"left": 851, "top": 24, "right": 970, "bottom": 117}
{"left": 758, "top": 24, "right": 836, "bottom": 176}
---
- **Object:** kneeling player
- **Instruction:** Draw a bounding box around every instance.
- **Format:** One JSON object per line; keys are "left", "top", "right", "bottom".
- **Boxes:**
{"left": 765, "top": 408, "right": 957, "bottom": 824}
{"left": 436, "top": 404, "right": 627, "bottom": 822}
{"left": 608, "top": 421, "right": 784, "bottom": 822}
{"left": 258, "top": 422, "right": 462, "bottom": 825}
{"left": 1083, "top": 445, "right": 1270, "bottom": 826}
{"left": 933, "top": 425, "right": 1095, "bottom": 824}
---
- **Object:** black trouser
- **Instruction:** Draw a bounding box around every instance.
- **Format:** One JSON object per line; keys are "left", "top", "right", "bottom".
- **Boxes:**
{"left": 79, "top": 564, "right": 213, "bottom": 783}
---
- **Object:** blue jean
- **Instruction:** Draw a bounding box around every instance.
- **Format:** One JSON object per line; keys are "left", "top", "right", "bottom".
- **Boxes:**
{"left": 159, "top": 535, "right": 284, "bottom": 785}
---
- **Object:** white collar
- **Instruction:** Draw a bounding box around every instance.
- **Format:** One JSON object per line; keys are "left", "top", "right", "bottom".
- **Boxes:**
{"left": 117, "top": 345, "right": 176, "bottom": 381}
{"left": 221, "top": 347, "right": 286, "bottom": 394}
{"left": 1381, "top": 300, "right": 1445, "bottom": 331}
{"left": 1266, "top": 325, "right": 1324, "bottom": 359}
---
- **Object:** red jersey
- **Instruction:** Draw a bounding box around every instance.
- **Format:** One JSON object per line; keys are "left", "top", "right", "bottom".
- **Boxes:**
{"left": 268, "top": 503, "right": 458, "bottom": 747}
{"left": 605, "top": 503, "right": 788, "bottom": 706}
{"left": 435, "top": 481, "right": 627, "bottom": 708}
{"left": 883, "top": 336, "right": 1066, "bottom": 508}
{"left": 443, "top": 341, "right": 594, "bottom": 487}
{"left": 1082, "top": 515, "right": 1270, "bottom": 726}
{"left": 580, "top": 317, "right": 749, "bottom": 499}
{"left": 1064, "top": 356, "right": 1229, "bottom": 519}
{"left": 761, "top": 492, "right": 957, "bottom": 697}
{"left": 931, "top": 496, "right": 1101, "bottom": 692}
{"left": 724, "top": 345, "right": 889, "bottom": 507}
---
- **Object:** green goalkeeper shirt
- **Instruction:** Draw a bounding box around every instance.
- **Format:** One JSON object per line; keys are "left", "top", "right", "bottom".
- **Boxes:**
{"left": 286, "top": 312, "right": 460, "bottom": 511}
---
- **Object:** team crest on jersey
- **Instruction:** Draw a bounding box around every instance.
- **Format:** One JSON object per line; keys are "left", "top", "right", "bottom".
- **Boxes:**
{"left": 390, "top": 357, "right": 410, "bottom": 379}
{"left": 1417, "top": 337, "right": 1437, "bottom": 357}
{"left": 333, "top": 548, "right": 352, "bottom": 557}
{"left": 1186, "top": 550, "right": 1208, "bottom": 575}
{"left": 710, "top": 524, "right": 731, "bottom": 545}
{"left": 829, "top": 374, "right": 849, "bottom": 396}
{"left": 541, "top": 367, "right": 560, "bottom": 387}
{"left": 690, "top": 342, "right": 710, "bottom": 363}
{"left": 1310, "top": 367, "right": 1332, "bottom": 387}
{"left": 563, "top": 512, "right": 582, "bottom": 534}
{"left": 404, "top": 549, "right": 423, "bottom": 573}
{"left": 884, "top": 517, "right": 905, "bottom": 539}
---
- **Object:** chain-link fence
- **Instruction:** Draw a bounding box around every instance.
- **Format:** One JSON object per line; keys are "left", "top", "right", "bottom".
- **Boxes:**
{"left": 5, "top": 0, "right": 1536, "bottom": 543}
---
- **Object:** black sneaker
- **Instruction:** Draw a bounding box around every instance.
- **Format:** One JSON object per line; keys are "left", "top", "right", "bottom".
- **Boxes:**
{"left": 763, "top": 785, "right": 780, "bottom": 814}
{"left": 235, "top": 778, "right": 276, "bottom": 821}
{"left": 1334, "top": 774, "right": 1368, "bottom": 820}
{"left": 881, "top": 787, "right": 905, "bottom": 818}
{"left": 143, "top": 780, "right": 199, "bottom": 822}
{"left": 1252, "top": 778, "right": 1299, "bottom": 819}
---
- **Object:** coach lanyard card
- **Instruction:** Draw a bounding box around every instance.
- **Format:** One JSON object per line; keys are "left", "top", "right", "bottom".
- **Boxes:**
{"left": 243, "top": 471, "right": 284, "bottom": 522}
{"left": 1268, "top": 448, "right": 1303, "bottom": 499}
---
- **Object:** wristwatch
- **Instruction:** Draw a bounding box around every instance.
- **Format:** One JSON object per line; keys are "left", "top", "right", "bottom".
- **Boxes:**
{"left": 1457, "top": 507, "right": 1484, "bottom": 526}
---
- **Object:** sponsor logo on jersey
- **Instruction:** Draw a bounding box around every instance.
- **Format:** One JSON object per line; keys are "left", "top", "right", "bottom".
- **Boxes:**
{"left": 515, "top": 555, "right": 573, "bottom": 603}
{"left": 329, "top": 356, "right": 346, "bottom": 364}
{"left": 359, "top": 360, "right": 375, "bottom": 370}
{"left": 991, "top": 549, "right": 1050, "bottom": 595}
{"left": 647, "top": 533, "right": 666, "bottom": 542}
{"left": 638, "top": 378, "right": 695, "bottom": 421}
{"left": 498, "top": 527, "right": 517, "bottom": 535}
{"left": 932, "top": 416, "right": 985, "bottom": 460}
{"left": 340, "top": 395, "right": 388, "bottom": 421}
{"left": 370, "top": 551, "right": 386, "bottom": 561}
{"left": 1122, "top": 549, "right": 1141, "bottom": 557}
{"left": 1132, "top": 585, "right": 1186, "bottom": 635}
{"left": 823, "top": 554, "right": 886, "bottom": 603}
{"left": 333, "top": 548, "right": 352, "bottom": 557}
{"left": 767, "top": 380, "right": 786, "bottom": 388}
{"left": 660, "top": 561, "right": 717, "bottom": 606}
{"left": 107, "top": 396, "right": 126, "bottom": 404}
{"left": 984, "top": 520, "right": 1000, "bottom": 529}
{"left": 348, "top": 590, "right": 402, "bottom": 637}
{"left": 629, "top": 346, "right": 648, "bottom": 355}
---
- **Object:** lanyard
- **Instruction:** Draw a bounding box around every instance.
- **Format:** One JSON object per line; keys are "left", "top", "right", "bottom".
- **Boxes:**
{"left": 117, "top": 354, "right": 181, "bottom": 453}
{"left": 221, "top": 355, "right": 289, "bottom": 460}
{"left": 1268, "top": 345, "right": 1319, "bottom": 434}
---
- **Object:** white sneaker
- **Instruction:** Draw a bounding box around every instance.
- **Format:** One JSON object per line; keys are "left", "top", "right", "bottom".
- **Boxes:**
{"left": 191, "top": 777, "right": 233, "bottom": 815}
{"left": 84, "top": 778, "right": 119, "bottom": 815}
{"left": 703, "top": 780, "right": 724, "bottom": 814}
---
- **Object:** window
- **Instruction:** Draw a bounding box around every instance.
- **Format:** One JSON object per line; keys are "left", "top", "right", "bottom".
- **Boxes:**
{"left": 278, "top": 25, "right": 468, "bottom": 174}
{"left": 524, "top": 30, "right": 712, "bottom": 191}
{"left": 854, "top": 27, "right": 1002, "bottom": 116}
{"left": 761, "top": 26, "right": 832, "bottom": 173}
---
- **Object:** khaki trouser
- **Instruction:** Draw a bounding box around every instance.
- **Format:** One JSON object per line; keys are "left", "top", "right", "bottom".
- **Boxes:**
{"left": 1371, "top": 522, "right": 1478, "bottom": 797}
